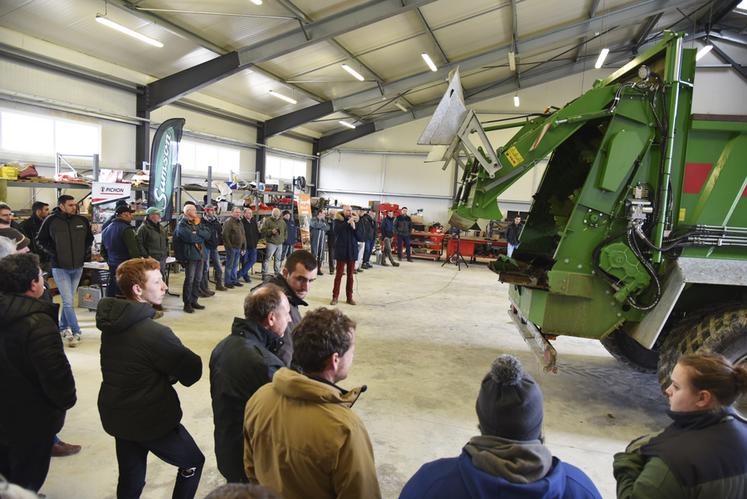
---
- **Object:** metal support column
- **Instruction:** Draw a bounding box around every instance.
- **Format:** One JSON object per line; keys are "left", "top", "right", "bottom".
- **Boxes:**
{"left": 256, "top": 123, "right": 267, "bottom": 183}
{"left": 135, "top": 86, "right": 150, "bottom": 201}
{"left": 310, "top": 139, "right": 320, "bottom": 197}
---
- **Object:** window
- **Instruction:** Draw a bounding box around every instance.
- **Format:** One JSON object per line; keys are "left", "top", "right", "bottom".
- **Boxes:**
{"left": 178, "top": 139, "right": 240, "bottom": 177}
{"left": 266, "top": 154, "right": 307, "bottom": 181}
{"left": 0, "top": 109, "right": 101, "bottom": 160}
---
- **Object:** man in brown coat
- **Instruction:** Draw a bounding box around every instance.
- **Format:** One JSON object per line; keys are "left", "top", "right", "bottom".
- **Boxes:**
{"left": 222, "top": 207, "right": 246, "bottom": 288}
{"left": 243, "top": 307, "right": 380, "bottom": 499}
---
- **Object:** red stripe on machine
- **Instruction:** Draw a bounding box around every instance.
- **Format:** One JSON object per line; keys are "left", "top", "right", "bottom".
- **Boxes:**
{"left": 682, "top": 163, "right": 712, "bottom": 194}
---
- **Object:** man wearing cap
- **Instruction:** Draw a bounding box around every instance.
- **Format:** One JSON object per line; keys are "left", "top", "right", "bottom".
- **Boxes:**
{"left": 400, "top": 354, "right": 601, "bottom": 499}
{"left": 101, "top": 204, "right": 143, "bottom": 298}
{"left": 136, "top": 207, "right": 169, "bottom": 280}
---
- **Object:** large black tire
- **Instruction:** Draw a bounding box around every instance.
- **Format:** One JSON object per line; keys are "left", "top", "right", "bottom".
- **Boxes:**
{"left": 657, "top": 306, "right": 747, "bottom": 416}
{"left": 601, "top": 329, "right": 659, "bottom": 373}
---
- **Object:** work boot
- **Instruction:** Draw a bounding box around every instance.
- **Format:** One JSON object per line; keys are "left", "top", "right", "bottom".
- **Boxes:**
{"left": 381, "top": 261, "right": 389, "bottom": 266}
{"left": 346, "top": 298, "right": 357, "bottom": 306}
{"left": 233, "top": 282, "right": 244, "bottom": 287}
{"left": 191, "top": 302, "right": 205, "bottom": 310}
{"left": 329, "top": 267, "right": 335, "bottom": 275}
{"left": 51, "top": 440, "right": 82, "bottom": 457}
{"left": 183, "top": 303, "right": 194, "bottom": 313}
{"left": 330, "top": 298, "right": 338, "bottom": 305}
{"left": 225, "top": 283, "right": 234, "bottom": 289}
{"left": 393, "top": 261, "right": 400, "bottom": 267}
{"left": 407, "top": 258, "right": 414, "bottom": 262}
{"left": 216, "top": 279, "right": 227, "bottom": 291}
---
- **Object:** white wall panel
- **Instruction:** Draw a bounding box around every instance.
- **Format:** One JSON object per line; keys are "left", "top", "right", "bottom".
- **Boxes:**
{"left": 382, "top": 155, "right": 453, "bottom": 196}
{"left": 320, "top": 151, "right": 385, "bottom": 191}
{"left": 266, "top": 134, "right": 313, "bottom": 156}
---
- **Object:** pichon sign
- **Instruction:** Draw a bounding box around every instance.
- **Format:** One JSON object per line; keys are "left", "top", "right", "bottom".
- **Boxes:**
{"left": 91, "top": 182, "right": 132, "bottom": 205}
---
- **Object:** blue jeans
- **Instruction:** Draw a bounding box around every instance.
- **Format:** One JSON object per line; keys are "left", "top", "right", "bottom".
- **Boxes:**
{"left": 225, "top": 248, "right": 241, "bottom": 285}
{"left": 182, "top": 259, "right": 203, "bottom": 305}
{"left": 51, "top": 267, "right": 83, "bottom": 334}
{"left": 262, "top": 243, "right": 283, "bottom": 278}
{"left": 363, "top": 239, "right": 374, "bottom": 264}
{"left": 281, "top": 243, "right": 293, "bottom": 260}
{"left": 201, "top": 248, "right": 223, "bottom": 290}
{"left": 507, "top": 243, "right": 519, "bottom": 257}
{"left": 239, "top": 248, "right": 257, "bottom": 279}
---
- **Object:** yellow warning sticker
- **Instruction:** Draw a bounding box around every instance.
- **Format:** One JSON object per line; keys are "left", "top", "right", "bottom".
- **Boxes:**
{"left": 679, "top": 208, "right": 686, "bottom": 222}
{"left": 505, "top": 146, "right": 524, "bottom": 167}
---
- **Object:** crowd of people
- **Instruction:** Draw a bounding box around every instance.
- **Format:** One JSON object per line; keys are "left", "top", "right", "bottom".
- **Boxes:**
{"left": 2, "top": 197, "right": 747, "bottom": 499}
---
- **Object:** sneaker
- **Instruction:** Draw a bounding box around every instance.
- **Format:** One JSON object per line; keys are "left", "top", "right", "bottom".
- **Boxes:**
{"left": 346, "top": 298, "right": 357, "bottom": 306}
{"left": 393, "top": 262, "right": 400, "bottom": 267}
{"left": 233, "top": 282, "right": 244, "bottom": 287}
{"left": 51, "top": 440, "right": 82, "bottom": 457}
{"left": 191, "top": 302, "right": 206, "bottom": 310}
{"left": 330, "top": 298, "right": 338, "bottom": 305}
{"left": 381, "top": 262, "right": 389, "bottom": 267}
{"left": 70, "top": 334, "right": 81, "bottom": 348}
{"left": 61, "top": 329, "right": 74, "bottom": 347}
{"left": 317, "top": 270, "right": 324, "bottom": 276}
{"left": 183, "top": 304, "right": 195, "bottom": 313}
{"left": 329, "top": 269, "right": 335, "bottom": 275}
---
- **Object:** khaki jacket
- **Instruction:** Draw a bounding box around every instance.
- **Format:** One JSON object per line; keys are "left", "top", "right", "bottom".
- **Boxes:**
{"left": 260, "top": 216, "right": 287, "bottom": 245}
{"left": 222, "top": 217, "right": 246, "bottom": 250}
{"left": 243, "top": 368, "right": 381, "bottom": 499}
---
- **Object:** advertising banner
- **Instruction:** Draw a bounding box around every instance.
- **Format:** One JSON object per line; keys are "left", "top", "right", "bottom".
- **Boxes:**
{"left": 297, "top": 192, "right": 312, "bottom": 250}
{"left": 91, "top": 182, "right": 131, "bottom": 206}
{"left": 148, "top": 118, "right": 185, "bottom": 220}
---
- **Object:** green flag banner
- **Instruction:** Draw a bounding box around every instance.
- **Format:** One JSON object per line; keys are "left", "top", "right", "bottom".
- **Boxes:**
{"left": 148, "top": 118, "right": 185, "bottom": 220}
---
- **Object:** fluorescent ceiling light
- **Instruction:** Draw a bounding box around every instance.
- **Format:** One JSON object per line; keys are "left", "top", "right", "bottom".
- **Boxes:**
{"left": 395, "top": 102, "right": 408, "bottom": 112}
{"left": 695, "top": 44, "right": 714, "bottom": 61}
{"left": 250, "top": 0, "right": 263, "bottom": 5}
{"left": 421, "top": 53, "right": 438, "bottom": 72}
{"left": 513, "top": 95, "right": 520, "bottom": 108}
{"left": 508, "top": 51, "right": 517, "bottom": 72}
{"left": 738, "top": 0, "right": 747, "bottom": 11}
{"left": 339, "top": 120, "right": 356, "bottom": 129}
{"left": 341, "top": 64, "right": 365, "bottom": 81}
{"left": 268, "top": 90, "right": 297, "bottom": 104}
{"left": 594, "top": 47, "right": 610, "bottom": 69}
{"left": 95, "top": 15, "right": 163, "bottom": 48}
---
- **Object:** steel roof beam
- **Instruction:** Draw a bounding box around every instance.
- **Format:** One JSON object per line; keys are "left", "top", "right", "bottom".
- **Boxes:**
{"left": 574, "top": 0, "right": 603, "bottom": 63}
{"left": 416, "top": 8, "right": 450, "bottom": 64}
{"left": 633, "top": 14, "right": 663, "bottom": 54}
{"left": 709, "top": 42, "right": 747, "bottom": 83}
{"left": 145, "top": 0, "right": 437, "bottom": 110}
{"left": 271, "top": 0, "right": 702, "bottom": 137}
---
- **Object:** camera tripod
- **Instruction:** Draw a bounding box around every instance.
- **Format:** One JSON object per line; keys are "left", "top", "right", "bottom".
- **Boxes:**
{"left": 442, "top": 230, "right": 469, "bottom": 271}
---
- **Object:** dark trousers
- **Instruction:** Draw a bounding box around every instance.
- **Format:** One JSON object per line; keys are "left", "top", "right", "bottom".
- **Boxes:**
{"left": 332, "top": 260, "right": 356, "bottom": 301}
{"left": 0, "top": 428, "right": 56, "bottom": 492}
{"left": 115, "top": 424, "right": 204, "bottom": 499}
{"left": 182, "top": 259, "right": 204, "bottom": 305}
{"left": 107, "top": 262, "right": 121, "bottom": 297}
{"left": 201, "top": 248, "right": 222, "bottom": 290}
{"left": 397, "top": 235, "right": 411, "bottom": 258}
{"left": 363, "top": 239, "right": 374, "bottom": 264}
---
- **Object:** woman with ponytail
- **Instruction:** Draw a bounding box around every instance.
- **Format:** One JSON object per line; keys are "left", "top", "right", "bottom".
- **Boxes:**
{"left": 614, "top": 352, "right": 747, "bottom": 498}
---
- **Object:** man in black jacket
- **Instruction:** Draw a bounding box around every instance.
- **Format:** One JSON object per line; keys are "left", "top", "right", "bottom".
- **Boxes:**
{"left": 200, "top": 205, "right": 224, "bottom": 293}
{"left": 18, "top": 201, "right": 50, "bottom": 268}
{"left": 238, "top": 208, "right": 260, "bottom": 283}
{"left": 97, "top": 257, "right": 204, "bottom": 499}
{"left": 210, "top": 284, "right": 290, "bottom": 483}
{"left": 505, "top": 215, "right": 523, "bottom": 257}
{"left": 360, "top": 208, "right": 376, "bottom": 269}
{"left": 101, "top": 205, "right": 143, "bottom": 298}
{"left": 37, "top": 195, "right": 93, "bottom": 346}
{"left": 252, "top": 250, "right": 317, "bottom": 366}
{"left": 395, "top": 207, "right": 413, "bottom": 262}
{"left": 0, "top": 253, "right": 77, "bottom": 492}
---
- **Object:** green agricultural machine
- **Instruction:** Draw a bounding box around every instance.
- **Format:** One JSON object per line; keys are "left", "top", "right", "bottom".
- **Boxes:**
{"left": 419, "top": 31, "right": 747, "bottom": 396}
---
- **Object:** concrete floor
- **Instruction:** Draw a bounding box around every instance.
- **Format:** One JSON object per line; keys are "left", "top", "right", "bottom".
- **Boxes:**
{"left": 42, "top": 258, "right": 670, "bottom": 499}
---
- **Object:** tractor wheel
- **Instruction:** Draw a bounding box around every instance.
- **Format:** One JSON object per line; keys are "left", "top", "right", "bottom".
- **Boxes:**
{"left": 601, "top": 329, "right": 659, "bottom": 373}
{"left": 657, "top": 306, "right": 747, "bottom": 417}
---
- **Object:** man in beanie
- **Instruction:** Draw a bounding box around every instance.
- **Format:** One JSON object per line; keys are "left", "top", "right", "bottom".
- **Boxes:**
{"left": 400, "top": 355, "right": 601, "bottom": 499}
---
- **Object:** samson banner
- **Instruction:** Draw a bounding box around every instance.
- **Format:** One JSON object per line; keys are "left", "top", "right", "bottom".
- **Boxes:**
{"left": 148, "top": 118, "right": 185, "bottom": 220}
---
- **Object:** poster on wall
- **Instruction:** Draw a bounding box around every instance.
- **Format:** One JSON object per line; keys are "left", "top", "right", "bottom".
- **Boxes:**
{"left": 91, "top": 182, "right": 131, "bottom": 205}
{"left": 297, "top": 192, "right": 312, "bottom": 250}
{"left": 148, "top": 118, "right": 185, "bottom": 221}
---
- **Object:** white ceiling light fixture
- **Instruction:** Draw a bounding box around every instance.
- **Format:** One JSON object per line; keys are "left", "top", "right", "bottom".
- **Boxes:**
{"left": 695, "top": 43, "right": 714, "bottom": 61}
{"left": 395, "top": 101, "right": 409, "bottom": 112}
{"left": 95, "top": 15, "right": 164, "bottom": 48}
{"left": 339, "top": 120, "right": 357, "bottom": 129}
{"left": 341, "top": 64, "right": 365, "bottom": 81}
{"left": 250, "top": 0, "right": 263, "bottom": 5}
{"left": 421, "top": 53, "right": 438, "bottom": 72}
{"left": 508, "top": 51, "right": 517, "bottom": 72}
{"left": 594, "top": 47, "right": 610, "bottom": 69}
{"left": 268, "top": 90, "right": 297, "bottom": 104}
{"left": 513, "top": 94, "right": 520, "bottom": 108}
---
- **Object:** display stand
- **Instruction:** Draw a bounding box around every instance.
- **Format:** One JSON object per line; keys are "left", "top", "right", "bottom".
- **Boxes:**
{"left": 442, "top": 229, "right": 469, "bottom": 271}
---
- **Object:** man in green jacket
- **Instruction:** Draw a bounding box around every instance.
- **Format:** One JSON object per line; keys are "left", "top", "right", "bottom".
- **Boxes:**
{"left": 136, "top": 207, "right": 169, "bottom": 277}
{"left": 260, "top": 208, "right": 287, "bottom": 280}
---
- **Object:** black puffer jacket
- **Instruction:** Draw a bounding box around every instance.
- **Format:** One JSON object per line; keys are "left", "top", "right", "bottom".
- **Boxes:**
{"left": 252, "top": 274, "right": 307, "bottom": 366}
{"left": 96, "top": 298, "right": 202, "bottom": 442}
{"left": 36, "top": 209, "right": 93, "bottom": 269}
{"left": 0, "top": 293, "right": 76, "bottom": 437}
{"left": 210, "top": 317, "right": 284, "bottom": 482}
